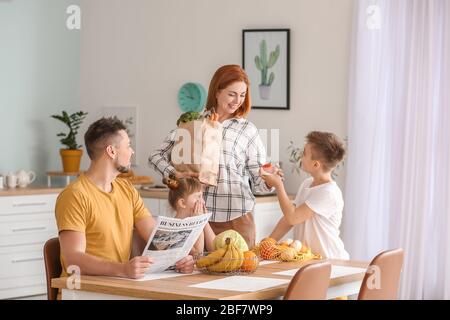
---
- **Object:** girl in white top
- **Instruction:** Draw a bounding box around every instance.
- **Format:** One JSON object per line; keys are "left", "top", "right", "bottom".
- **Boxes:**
{"left": 261, "top": 131, "right": 349, "bottom": 259}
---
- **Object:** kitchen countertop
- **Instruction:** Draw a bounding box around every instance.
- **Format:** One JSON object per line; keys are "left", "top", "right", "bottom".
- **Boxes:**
{"left": 0, "top": 186, "right": 286, "bottom": 203}
{"left": 0, "top": 186, "right": 64, "bottom": 196}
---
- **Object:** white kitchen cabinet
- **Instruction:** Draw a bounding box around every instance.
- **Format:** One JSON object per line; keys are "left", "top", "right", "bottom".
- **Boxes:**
{"left": 254, "top": 201, "right": 294, "bottom": 243}
{"left": 0, "top": 194, "right": 58, "bottom": 299}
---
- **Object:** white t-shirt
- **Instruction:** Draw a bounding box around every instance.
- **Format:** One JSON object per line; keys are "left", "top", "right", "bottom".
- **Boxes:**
{"left": 293, "top": 177, "right": 349, "bottom": 260}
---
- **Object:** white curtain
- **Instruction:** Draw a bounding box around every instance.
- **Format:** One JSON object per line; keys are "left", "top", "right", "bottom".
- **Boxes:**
{"left": 344, "top": 0, "right": 450, "bottom": 299}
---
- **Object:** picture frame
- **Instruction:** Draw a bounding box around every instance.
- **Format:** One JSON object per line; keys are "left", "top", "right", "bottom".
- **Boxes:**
{"left": 242, "top": 29, "right": 290, "bottom": 110}
{"left": 102, "top": 106, "right": 138, "bottom": 166}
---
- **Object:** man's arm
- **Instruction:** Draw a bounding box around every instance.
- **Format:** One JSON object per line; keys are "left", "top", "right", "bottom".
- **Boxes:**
{"left": 134, "top": 216, "right": 156, "bottom": 244}
{"left": 59, "top": 230, "right": 153, "bottom": 279}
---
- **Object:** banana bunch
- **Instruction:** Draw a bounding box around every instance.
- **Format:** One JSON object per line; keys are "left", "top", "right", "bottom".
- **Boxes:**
{"left": 196, "top": 238, "right": 244, "bottom": 272}
{"left": 196, "top": 246, "right": 227, "bottom": 268}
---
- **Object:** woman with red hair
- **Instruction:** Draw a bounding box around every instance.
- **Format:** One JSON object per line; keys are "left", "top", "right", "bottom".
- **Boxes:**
{"left": 149, "top": 65, "right": 278, "bottom": 247}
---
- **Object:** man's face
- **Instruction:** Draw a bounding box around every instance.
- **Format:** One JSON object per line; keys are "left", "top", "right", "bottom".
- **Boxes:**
{"left": 112, "top": 130, "right": 134, "bottom": 173}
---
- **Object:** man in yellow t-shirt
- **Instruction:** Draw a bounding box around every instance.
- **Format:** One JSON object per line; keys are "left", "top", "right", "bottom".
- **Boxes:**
{"left": 55, "top": 117, "right": 194, "bottom": 279}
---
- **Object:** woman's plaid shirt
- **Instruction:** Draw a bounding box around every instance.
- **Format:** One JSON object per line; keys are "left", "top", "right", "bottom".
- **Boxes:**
{"left": 148, "top": 118, "right": 272, "bottom": 222}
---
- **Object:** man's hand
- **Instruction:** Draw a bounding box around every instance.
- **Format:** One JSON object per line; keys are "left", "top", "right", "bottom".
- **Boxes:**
{"left": 175, "top": 255, "right": 195, "bottom": 274}
{"left": 123, "top": 256, "right": 153, "bottom": 279}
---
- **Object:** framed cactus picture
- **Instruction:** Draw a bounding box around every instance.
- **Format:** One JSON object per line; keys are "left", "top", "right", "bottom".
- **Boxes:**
{"left": 242, "top": 29, "right": 290, "bottom": 109}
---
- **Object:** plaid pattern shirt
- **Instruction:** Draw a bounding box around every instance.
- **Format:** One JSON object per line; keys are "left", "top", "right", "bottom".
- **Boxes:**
{"left": 148, "top": 118, "right": 272, "bottom": 222}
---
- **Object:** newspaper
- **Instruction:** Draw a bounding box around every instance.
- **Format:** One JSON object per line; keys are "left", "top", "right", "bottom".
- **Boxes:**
{"left": 142, "top": 213, "right": 211, "bottom": 273}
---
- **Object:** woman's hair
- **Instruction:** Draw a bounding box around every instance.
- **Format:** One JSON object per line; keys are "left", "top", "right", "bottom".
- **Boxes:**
{"left": 306, "top": 131, "right": 346, "bottom": 172}
{"left": 162, "top": 177, "right": 203, "bottom": 210}
{"left": 205, "top": 64, "right": 251, "bottom": 118}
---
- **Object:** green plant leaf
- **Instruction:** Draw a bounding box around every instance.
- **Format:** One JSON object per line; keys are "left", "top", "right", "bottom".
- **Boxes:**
{"left": 260, "top": 40, "right": 267, "bottom": 66}
{"left": 268, "top": 72, "right": 275, "bottom": 85}
{"left": 254, "top": 56, "right": 262, "bottom": 70}
{"left": 51, "top": 110, "right": 88, "bottom": 149}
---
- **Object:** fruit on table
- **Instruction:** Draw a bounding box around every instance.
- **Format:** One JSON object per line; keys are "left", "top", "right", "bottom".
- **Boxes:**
{"left": 279, "top": 238, "right": 294, "bottom": 247}
{"left": 300, "top": 243, "right": 310, "bottom": 254}
{"left": 259, "top": 237, "right": 277, "bottom": 259}
{"left": 290, "top": 240, "right": 302, "bottom": 253}
{"left": 206, "top": 238, "right": 244, "bottom": 272}
{"left": 241, "top": 251, "right": 259, "bottom": 271}
{"left": 196, "top": 246, "right": 227, "bottom": 268}
{"left": 279, "top": 247, "right": 297, "bottom": 261}
{"left": 255, "top": 237, "right": 321, "bottom": 262}
{"left": 213, "top": 230, "right": 249, "bottom": 251}
{"left": 261, "top": 237, "right": 277, "bottom": 245}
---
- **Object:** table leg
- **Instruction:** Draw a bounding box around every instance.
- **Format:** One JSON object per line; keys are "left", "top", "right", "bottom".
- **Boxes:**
{"left": 47, "top": 176, "right": 51, "bottom": 187}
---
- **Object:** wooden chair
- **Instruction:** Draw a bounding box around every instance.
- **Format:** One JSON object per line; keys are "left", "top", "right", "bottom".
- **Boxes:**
{"left": 358, "top": 248, "right": 404, "bottom": 300}
{"left": 284, "top": 261, "right": 332, "bottom": 300}
{"left": 43, "top": 237, "right": 62, "bottom": 300}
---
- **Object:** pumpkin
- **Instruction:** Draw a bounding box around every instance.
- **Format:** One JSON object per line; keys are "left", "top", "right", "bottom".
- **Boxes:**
{"left": 241, "top": 251, "right": 259, "bottom": 271}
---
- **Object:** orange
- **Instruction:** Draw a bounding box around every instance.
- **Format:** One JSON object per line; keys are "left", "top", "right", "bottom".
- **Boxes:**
{"left": 241, "top": 251, "right": 259, "bottom": 271}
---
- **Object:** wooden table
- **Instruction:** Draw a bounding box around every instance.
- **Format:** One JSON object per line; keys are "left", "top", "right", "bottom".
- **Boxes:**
{"left": 52, "top": 259, "right": 368, "bottom": 300}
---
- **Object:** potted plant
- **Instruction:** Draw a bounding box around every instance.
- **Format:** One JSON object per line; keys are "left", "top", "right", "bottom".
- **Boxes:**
{"left": 51, "top": 111, "right": 88, "bottom": 173}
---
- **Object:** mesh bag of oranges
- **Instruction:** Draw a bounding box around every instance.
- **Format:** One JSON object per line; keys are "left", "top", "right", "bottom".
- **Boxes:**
{"left": 251, "top": 237, "right": 322, "bottom": 262}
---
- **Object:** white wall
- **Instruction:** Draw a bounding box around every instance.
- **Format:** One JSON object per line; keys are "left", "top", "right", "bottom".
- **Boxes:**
{"left": 0, "top": 0, "right": 80, "bottom": 185}
{"left": 79, "top": 0, "right": 353, "bottom": 194}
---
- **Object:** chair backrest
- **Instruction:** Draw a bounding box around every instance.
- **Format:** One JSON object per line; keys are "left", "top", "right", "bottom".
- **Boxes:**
{"left": 358, "top": 248, "right": 404, "bottom": 300}
{"left": 283, "top": 261, "right": 332, "bottom": 300}
{"left": 43, "top": 237, "right": 62, "bottom": 300}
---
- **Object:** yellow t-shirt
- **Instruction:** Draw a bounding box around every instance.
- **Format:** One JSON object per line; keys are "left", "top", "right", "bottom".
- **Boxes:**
{"left": 55, "top": 173, "right": 150, "bottom": 277}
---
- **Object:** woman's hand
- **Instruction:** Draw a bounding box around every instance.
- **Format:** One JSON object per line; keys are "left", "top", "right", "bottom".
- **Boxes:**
{"left": 174, "top": 171, "right": 199, "bottom": 179}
